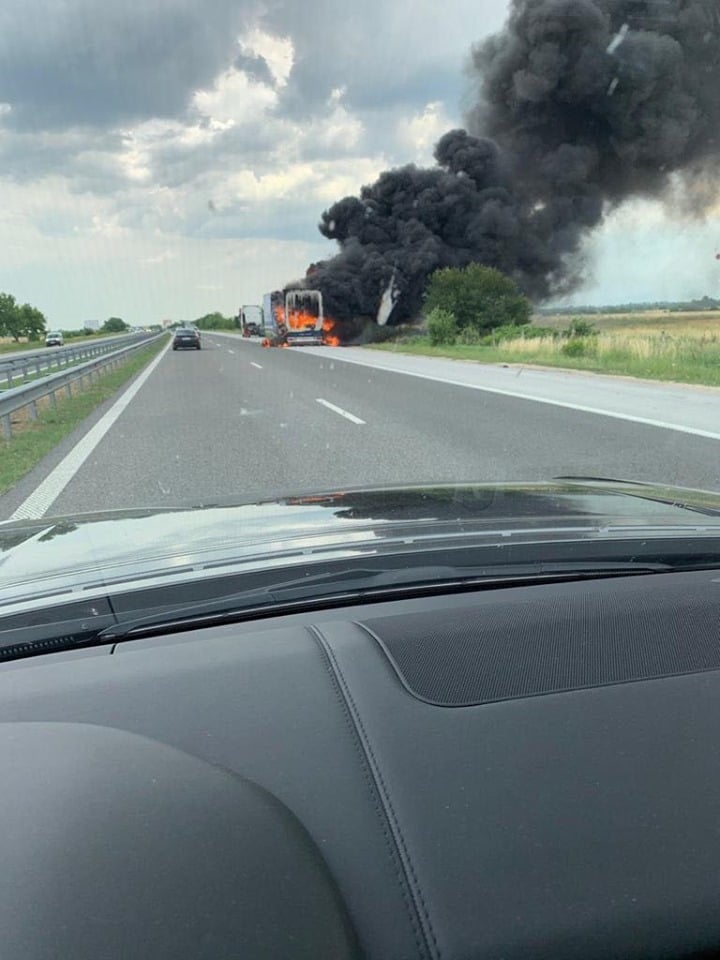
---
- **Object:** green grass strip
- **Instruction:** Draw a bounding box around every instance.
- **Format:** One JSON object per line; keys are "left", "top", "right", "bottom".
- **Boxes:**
{"left": 369, "top": 339, "right": 720, "bottom": 388}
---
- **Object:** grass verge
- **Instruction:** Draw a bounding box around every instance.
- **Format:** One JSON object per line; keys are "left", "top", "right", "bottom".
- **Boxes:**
{"left": 370, "top": 327, "right": 720, "bottom": 388}
{"left": 0, "top": 337, "right": 167, "bottom": 497}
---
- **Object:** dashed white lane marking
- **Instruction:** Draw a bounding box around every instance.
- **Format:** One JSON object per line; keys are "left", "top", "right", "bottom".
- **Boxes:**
{"left": 315, "top": 397, "right": 365, "bottom": 425}
{"left": 10, "top": 339, "right": 172, "bottom": 520}
{"left": 250, "top": 362, "right": 263, "bottom": 369}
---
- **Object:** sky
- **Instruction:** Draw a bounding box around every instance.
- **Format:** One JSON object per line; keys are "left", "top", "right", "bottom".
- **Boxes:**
{"left": 0, "top": 0, "right": 719, "bottom": 328}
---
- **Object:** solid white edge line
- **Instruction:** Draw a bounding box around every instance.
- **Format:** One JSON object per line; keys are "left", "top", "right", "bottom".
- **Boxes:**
{"left": 250, "top": 362, "right": 263, "bottom": 369}
{"left": 316, "top": 353, "right": 720, "bottom": 442}
{"left": 316, "top": 397, "right": 366, "bottom": 425}
{"left": 9, "top": 339, "right": 172, "bottom": 521}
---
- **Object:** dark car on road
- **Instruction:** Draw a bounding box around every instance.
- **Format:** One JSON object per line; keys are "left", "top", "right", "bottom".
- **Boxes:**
{"left": 173, "top": 326, "right": 201, "bottom": 350}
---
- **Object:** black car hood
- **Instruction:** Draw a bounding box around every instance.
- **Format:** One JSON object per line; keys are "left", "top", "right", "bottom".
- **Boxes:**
{"left": 1, "top": 480, "right": 720, "bottom": 611}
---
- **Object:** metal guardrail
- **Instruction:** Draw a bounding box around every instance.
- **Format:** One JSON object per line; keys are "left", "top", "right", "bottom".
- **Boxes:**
{"left": 0, "top": 333, "right": 165, "bottom": 439}
{"left": 0, "top": 333, "right": 149, "bottom": 390}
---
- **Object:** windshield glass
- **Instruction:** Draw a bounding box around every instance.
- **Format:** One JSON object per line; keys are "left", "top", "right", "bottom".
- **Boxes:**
{"left": 0, "top": 0, "right": 718, "bottom": 527}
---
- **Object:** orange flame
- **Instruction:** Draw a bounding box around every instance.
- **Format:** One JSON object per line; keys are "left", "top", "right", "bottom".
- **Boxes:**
{"left": 322, "top": 316, "right": 341, "bottom": 347}
{"left": 264, "top": 304, "right": 341, "bottom": 346}
{"left": 286, "top": 308, "right": 322, "bottom": 331}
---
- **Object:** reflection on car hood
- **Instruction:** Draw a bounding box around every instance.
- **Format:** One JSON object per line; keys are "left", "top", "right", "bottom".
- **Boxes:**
{"left": 1, "top": 480, "right": 720, "bottom": 609}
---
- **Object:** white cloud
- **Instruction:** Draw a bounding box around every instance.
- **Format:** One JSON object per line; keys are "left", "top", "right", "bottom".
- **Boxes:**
{"left": 238, "top": 28, "right": 294, "bottom": 87}
{"left": 192, "top": 67, "right": 278, "bottom": 126}
{"left": 397, "top": 101, "right": 453, "bottom": 163}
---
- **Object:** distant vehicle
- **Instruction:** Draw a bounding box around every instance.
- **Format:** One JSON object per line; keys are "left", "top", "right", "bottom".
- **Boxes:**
{"left": 45, "top": 331, "right": 64, "bottom": 347}
{"left": 239, "top": 305, "right": 263, "bottom": 337}
{"left": 172, "top": 327, "right": 201, "bottom": 351}
{"left": 261, "top": 291, "right": 283, "bottom": 330}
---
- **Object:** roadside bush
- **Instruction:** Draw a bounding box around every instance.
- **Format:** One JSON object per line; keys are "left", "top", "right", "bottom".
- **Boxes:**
{"left": 424, "top": 264, "right": 532, "bottom": 334}
{"left": 561, "top": 337, "right": 596, "bottom": 357}
{"left": 427, "top": 307, "right": 457, "bottom": 345}
{"left": 565, "top": 317, "right": 597, "bottom": 338}
{"left": 458, "top": 326, "right": 481, "bottom": 345}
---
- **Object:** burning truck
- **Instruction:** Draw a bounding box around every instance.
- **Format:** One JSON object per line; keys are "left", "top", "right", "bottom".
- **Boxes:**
{"left": 262, "top": 289, "right": 340, "bottom": 347}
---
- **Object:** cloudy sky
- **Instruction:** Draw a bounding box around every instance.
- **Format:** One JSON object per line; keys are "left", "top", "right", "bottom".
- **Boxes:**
{"left": 0, "top": 0, "right": 718, "bottom": 328}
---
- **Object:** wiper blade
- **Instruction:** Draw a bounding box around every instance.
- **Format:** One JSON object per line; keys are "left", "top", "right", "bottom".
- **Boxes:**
{"left": 554, "top": 476, "right": 720, "bottom": 517}
{"left": 96, "top": 560, "right": 671, "bottom": 643}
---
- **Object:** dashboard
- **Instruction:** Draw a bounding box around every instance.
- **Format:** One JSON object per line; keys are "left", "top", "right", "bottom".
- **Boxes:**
{"left": 1, "top": 567, "right": 720, "bottom": 959}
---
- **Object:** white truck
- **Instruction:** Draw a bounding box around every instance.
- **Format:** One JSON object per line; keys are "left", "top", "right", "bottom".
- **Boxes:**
{"left": 262, "top": 289, "right": 326, "bottom": 346}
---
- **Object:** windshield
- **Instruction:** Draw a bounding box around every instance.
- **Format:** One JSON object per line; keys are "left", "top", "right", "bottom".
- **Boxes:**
{"left": 0, "top": 0, "right": 718, "bottom": 525}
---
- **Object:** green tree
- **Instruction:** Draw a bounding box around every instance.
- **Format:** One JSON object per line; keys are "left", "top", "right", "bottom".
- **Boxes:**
{"left": 102, "top": 317, "right": 129, "bottom": 333}
{"left": 424, "top": 264, "right": 532, "bottom": 333}
{"left": 0, "top": 293, "right": 47, "bottom": 341}
{"left": 0, "top": 292, "right": 19, "bottom": 340}
{"left": 194, "top": 312, "right": 234, "bottom": 330}
{"left": 18, "top": 303, "right": 46, "bottom": 341}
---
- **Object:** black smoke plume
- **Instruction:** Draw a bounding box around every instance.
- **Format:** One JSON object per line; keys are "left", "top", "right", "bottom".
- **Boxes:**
{"left": 305, "top": 0, "right": 720, "bottom": 327}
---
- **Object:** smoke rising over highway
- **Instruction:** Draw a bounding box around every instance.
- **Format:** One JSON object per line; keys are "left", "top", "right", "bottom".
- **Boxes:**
{"left": 305, "top": 0, "right": 720, "bottom": 326}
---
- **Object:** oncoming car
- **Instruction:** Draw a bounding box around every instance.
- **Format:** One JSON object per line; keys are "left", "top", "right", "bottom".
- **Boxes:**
{"left": 172, "top": 326, "right": 201, "bottom": 350}
{"left": 45, "top": 331, "right": 64, "bottom": 347}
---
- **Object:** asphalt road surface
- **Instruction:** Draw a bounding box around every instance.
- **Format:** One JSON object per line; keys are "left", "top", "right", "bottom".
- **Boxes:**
{"left": 2, "top": 332, "right": 718, "bottom": 520}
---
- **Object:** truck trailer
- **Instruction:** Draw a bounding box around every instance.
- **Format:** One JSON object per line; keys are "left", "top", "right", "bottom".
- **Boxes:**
{"left": 262, "top": 289, "right": 326, "bottom": 347}
{"left": 284, "top": 290, "right": 324, "bottom": 346}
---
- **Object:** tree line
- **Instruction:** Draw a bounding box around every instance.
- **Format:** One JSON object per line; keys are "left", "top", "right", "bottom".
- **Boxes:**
{"left": 0, "top": 290, "right": 135, "bottom": 341}
{"left": 192, "top": 312, "right": 238, "bottom": 330}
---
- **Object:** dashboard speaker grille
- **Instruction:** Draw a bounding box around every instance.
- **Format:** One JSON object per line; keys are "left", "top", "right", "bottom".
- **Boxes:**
{"left": 360, "top": 573, "right": 720, "bottom": 706}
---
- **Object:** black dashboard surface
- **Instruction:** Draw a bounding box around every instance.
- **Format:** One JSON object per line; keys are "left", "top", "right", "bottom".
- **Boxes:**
{"left": 1, "top": 568, "right": 719, "bottom": 959}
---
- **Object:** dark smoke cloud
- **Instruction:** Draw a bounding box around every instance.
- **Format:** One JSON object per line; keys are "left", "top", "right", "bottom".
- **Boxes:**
{"left": 308, "top": 0, "right": 720, "bottom": 326}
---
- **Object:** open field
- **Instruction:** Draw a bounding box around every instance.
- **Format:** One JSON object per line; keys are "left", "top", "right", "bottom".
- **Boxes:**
{"left": 373, "top": 311, "right": 720, "bottom": 387}
{"left": 538, "top": 309, "right": 720, "bottom": 332}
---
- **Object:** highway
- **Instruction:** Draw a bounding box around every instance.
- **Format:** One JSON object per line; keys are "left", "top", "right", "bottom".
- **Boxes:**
{"left": 1, "top": 332, "right": 718, "bottom": 521}
{"left": 0, "top": 332, "right": 131, "bottom": 363}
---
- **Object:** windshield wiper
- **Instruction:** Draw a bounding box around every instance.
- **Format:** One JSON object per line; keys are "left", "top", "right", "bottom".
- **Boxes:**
{"left": 94, "top": 560, "right": 671, "bottom": 643}
{"left": 555, "top": 476, "right": 720, "bottom": 517}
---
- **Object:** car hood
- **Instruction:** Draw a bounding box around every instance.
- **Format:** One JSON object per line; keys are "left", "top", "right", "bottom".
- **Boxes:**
{"left": 2, "top": 480, "right": 720, "bottom": 610}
